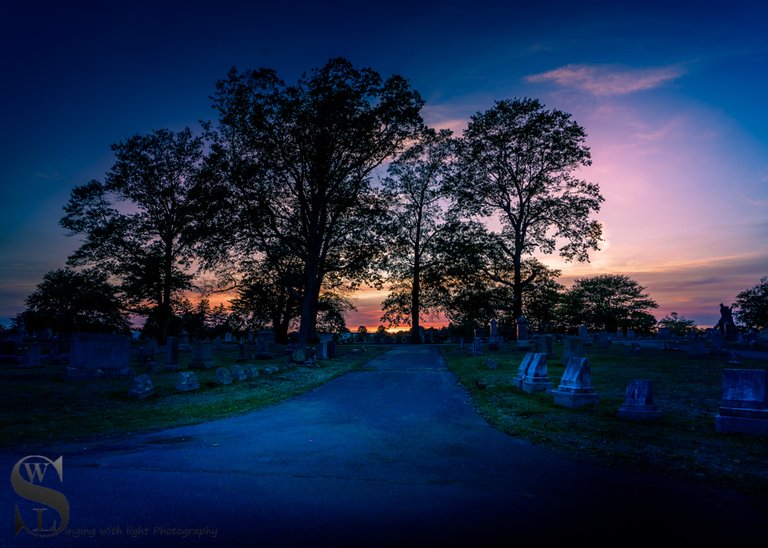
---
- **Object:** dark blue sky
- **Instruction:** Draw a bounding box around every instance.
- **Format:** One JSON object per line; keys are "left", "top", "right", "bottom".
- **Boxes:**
{"left": 2, "top": 0, "right": 766, "bottom": 328}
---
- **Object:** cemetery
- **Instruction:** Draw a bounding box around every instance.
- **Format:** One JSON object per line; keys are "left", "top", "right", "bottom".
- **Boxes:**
{"left": 0, "top": 327, "right": 766, "bottom": 507}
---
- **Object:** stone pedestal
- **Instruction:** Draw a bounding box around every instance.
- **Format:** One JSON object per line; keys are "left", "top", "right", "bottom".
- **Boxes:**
{"left": 552, "top": 357, "right": 599, "bottom": 407}
{"left": 617, "top": 379, "right": 661, "bottom": 420}
{"left": 715, "top": 369, "right": 768, "bottom": 436}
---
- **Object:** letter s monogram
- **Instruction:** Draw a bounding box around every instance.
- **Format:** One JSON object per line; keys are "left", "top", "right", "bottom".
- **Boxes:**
{"left": 11, "top": 455, "right": 70, "bottom": 537}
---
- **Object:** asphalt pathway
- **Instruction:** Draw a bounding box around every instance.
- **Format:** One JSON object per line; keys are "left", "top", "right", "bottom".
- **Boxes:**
{"left": 3, "top": 346, "right": 767, "bottom": 547}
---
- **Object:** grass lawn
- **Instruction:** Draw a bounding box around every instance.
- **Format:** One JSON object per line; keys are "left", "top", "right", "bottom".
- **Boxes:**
{"left": 0, "top": 342, "right": 388, "bottom": 451}
{"left": 439, "top": 340, "right": 768, "bottom": 506}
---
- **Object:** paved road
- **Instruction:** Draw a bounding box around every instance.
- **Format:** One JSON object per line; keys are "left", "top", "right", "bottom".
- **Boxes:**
{"left": 2, "top": 346, "right": 767, "bottom": 547}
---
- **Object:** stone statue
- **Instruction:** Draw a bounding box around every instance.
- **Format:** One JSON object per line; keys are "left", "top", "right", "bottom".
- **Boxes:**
{"left": 716, "top": 303, "right": 737, "bottom": 341}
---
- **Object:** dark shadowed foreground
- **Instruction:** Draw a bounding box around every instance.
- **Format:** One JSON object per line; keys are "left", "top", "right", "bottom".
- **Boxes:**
{"left": 2, "top": 346, "right": 766, "bottom": 547}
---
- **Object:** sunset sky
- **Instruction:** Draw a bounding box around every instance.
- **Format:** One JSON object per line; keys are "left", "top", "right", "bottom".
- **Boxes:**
{"left": 1, "top": 1, "right": 766, "bottom": 331}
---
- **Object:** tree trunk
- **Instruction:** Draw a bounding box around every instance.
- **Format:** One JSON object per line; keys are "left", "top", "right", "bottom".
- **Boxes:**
{"left": 410, "top": 258, "right": 421, "bottom": 344}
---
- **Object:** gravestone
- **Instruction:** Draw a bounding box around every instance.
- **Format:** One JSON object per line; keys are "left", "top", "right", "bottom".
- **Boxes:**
{"left": 178, "top": 329, "right": 191, "bottom": 351}
{"left": 488, "top": 319, "right": 501, "bottom": 344}
{"left": 468, "top": 338, "right": 483, "bottom": 356}
{"left": 246, "top": 365, "right": 260, "bottom": 379}
{"left": 175, "top": 371, "right": 200, "bottom": 392}
{"left": 224, "top": 332, "right": 233, "bottom": 343}
{"left": 216, "top": 367, "right": 233, "bottom": 385}
{"left": 190, "top": 341, "right": 215, "bottom": 369}
{"left": 626, "top": 329, "right": 636, "bottom": 339}
{"left": 22, "top": 345, "right": 42, "bottom": 367}
{"left": 165, "top": 336, "right": 180, "bottom": 370}
{"left": 560, "top": 336, "right": 584, "bottom": 366}
{"left": 578, "top": 325, "right": 590, "bottom": 345}
{"left": 551, "top": 357, "right": 599, "bottom": 407}
{"left": 236, "top": 342, "right": 247, "bottom": 363}
{"left": 318, "top": 333, "right": 334, "bottom": 360}
{"left": 128, "top": 374, "right": 155, "bottom": 399}
{"left": 521, "top": 353, "right": 553, "bottom": 393}
{"left": 137, "top": 341, "right": 158, "bottom": 368}
{"left": 255, "top": 330, "right": 276, "bottom": 359}
{"left": 230, "top": 364, "right": 248, "bottom": 382}
{"left": 69, "top": 333, "right": 132, "bottom": 378}
{"left": 513, "top": 353, "right": 535, "bottom": 389}
{"left": 515, "top": 315, "right": 531, "bottom": 351}
{"left": 715, "top": 369, "right": 768, "bottom": 436}
{"left": 617, "top": 380, "right": 662, "bottom": 420}
{"left": 542, "top": 335, "right": 555, "bottom": 360}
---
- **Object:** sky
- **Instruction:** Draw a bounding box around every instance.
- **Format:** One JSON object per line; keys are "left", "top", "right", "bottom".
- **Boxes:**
{"left": 1, "top": 0, "right": 766, "bottom": 331}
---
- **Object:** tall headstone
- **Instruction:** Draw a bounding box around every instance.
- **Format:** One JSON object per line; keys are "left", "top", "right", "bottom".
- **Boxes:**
{"left": 515, "top": 315, "right": 531, "bottom": 351}
{"left": 578, "top": 325, "right": 590, "bottom": 345}
{"left": 178, "top": 329, "right": 191, "bottom": 351}
{"left": 617, "top": 380, "right": 662, "bottom": 420}
{"left": 551, "top": 357, "right": 599, "bottom": 407}
{"left": 318, "top": 333, "right": 334, "bottom": 360}
{"left": 165, "top": 336, "right": 180, "bottom": 370}
{"left": 715, "top": 369, "right": 768, "bottom": 436}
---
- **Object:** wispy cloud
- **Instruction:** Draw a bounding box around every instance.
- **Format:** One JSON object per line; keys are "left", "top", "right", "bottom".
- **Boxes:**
{"left": 526, "top": 63, "right": 686, "bottom": 96}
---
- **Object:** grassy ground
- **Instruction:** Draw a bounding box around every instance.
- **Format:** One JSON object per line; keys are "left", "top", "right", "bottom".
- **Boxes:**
{"left": 0, "top": 343, "right": 388, "bottom": 451}
{"left": 438, "top": 341, "right": 768, "bottom": 506}
{"left": 3, "top": 340, "right": 767, "bottom": 508}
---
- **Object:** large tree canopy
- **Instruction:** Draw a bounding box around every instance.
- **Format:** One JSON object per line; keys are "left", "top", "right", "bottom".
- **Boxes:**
{"left": 21, "top": 268, "right": 130, "bottom": 334}
{"left": 450, "top": 98, "right": 603, "bottom": 325}
{"left": 204, "top": 57, "right": 424, "bottom": 344}
{"left": 734, "top": 276, "right": 768, "bottom": 330}
{"left": 559, "top": 274, "right": 658, "bottom": 334}
{"left": 60, "top": 128, "right": 207, "bottom": 343}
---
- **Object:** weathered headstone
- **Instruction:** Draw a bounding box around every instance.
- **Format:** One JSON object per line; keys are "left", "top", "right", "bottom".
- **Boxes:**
{"left": 521, "top": 353, "right": 553, "bottom": 393}
{"left": 551, "top": 357, "right": 599, "bottom": 407}
{"left": 468, "top": 338, "right": 483, "bottom": 356}
{"left": 128, "top": 374, "right": 155, "bottom": 399}
{"left": 165, "top": 336, "right": 180, "bottom": 370}
{"left": 230, "top": 364, "right": 248, "bottom": 382}
{"left": 215, "top": 367, "right": 233, "bottom": 385}
{"left": 175, "top": 371, "right": 200, "bottom": 392}
{"left": 246, "top": 365, "right": 260, "bottom": 379}
{"left": 617, "top": 380, "right": 662, "bottom": 420}
{"left": 513, "top": 353, "right": 535, "bottom": 389}
{"left": 715, "top": 369, "right": 768, "bottom": 436}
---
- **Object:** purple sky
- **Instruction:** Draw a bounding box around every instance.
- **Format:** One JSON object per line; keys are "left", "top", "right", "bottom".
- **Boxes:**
{"left": 1, "top": 0, "right": 766, "bottom": 330}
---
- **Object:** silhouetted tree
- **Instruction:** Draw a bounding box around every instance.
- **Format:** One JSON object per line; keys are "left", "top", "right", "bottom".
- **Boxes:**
{"left": 21, "top": 268, "right": 130, "bottom": 334}
{"left": 203, "top": 58, "right": 424, "bottom": 345}
{"left": 734, "top": 277, "right": 768, "bottom": 330}
{"left": 449, "top": 98, "right": 603, "bottom": 322}
{"left": 658, "top": 312, "right": 697, "bottom": 337}
{"left": 380, "top": 127, "right": 456, "bottom": 343}
{"left": 559, "top": 274, "right": 658, "bottom": 333}
{"left": 61, "top": 128, "right": 208, "bottom": 343}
